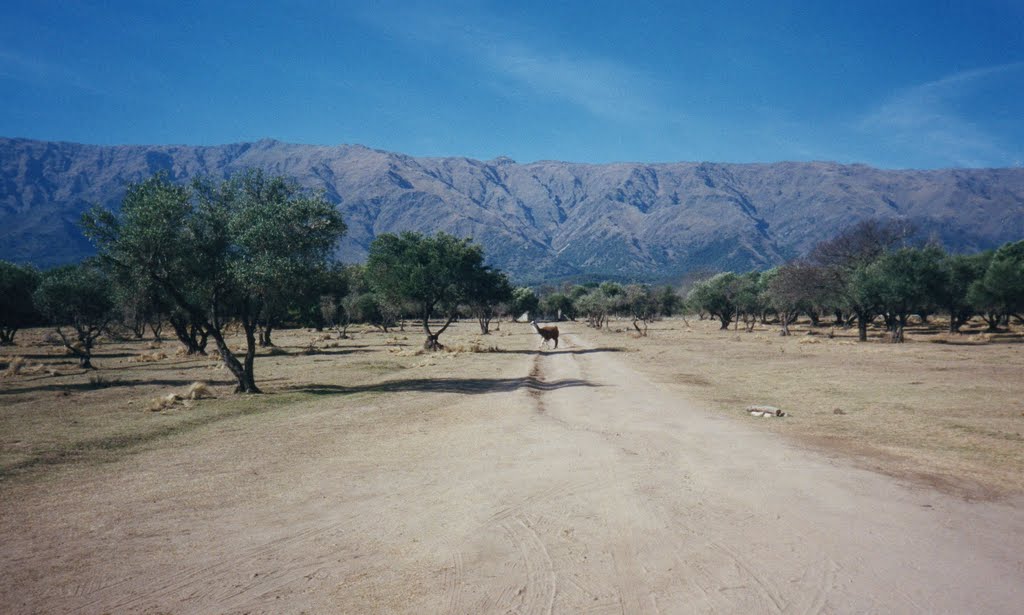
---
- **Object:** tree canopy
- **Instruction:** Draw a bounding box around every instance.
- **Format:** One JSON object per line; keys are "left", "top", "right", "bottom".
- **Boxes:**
{"left": 0, "top": 261, "right": 40, "bottom": 345}
{"left": 365, "top": 231, "right": 494, "bottom": 350}
{"left": 83, "top": 170, "right": 345, "bottom": 392}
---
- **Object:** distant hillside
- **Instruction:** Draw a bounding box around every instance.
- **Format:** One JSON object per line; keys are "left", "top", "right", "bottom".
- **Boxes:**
{"left": 2, "top": 137, "right": 1023, "bottom": 283}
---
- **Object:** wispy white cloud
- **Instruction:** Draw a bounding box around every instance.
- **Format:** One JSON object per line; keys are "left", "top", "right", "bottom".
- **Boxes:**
{"left": 859, "top": 62, "right": 1024, "bottom": 167}
{"left": 357, "top": 7, "right": 672, "bottom": 124}
{"left": 0, "top": 49, "right": 105, "bottom": 95}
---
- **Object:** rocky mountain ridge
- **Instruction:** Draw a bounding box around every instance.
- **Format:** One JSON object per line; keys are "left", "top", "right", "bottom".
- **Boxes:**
{"left": 2, "top": 137, "right": 1023, "bottom": 282}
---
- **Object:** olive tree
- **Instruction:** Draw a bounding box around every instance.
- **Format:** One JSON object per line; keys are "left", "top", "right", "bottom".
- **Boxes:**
{"left": 365, "top": 232, "right": 494, "bottom": 350}
{"left": 968, "top": 240, "right": 1024, "bottom": 329}
{"left": 850, "top": 246, "right": 945, "bottom": 342}
{"left": 622, "top": 284, "right": 659, "bottom": 336}
{"left": 510, "top": 287, "right": 540, "bottom": 321}
{"left": 33, "top": 262, "right": 115, "bottom": 368}
{"left": 686, "top": 273, "right": 739, "bottom": 330}
{"left": 0, "top": 261, "right": 40, "bottom": 345}
{"left": 83, "top": 171, "right": 345, "bottom": 392}
{"left": 465, "top": 268, "right": 513, "bottom": 334}
{"left": 939, "top": 252, "right": 990, "bottom": 332}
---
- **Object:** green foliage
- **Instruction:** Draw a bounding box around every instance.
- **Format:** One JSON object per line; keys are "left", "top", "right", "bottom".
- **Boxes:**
{"left": 510, "top": 287, "right": 540, "bottom": 319}
{"left": 33, "top": 261, "right": 115, "bottom": 367}
{"left": 687, "top": 272, "right": 740, "bottom": 329}
{"left": 0, "top": 261, "right": 40, "bottom": 345}
{"left": 465, "top": 268, "right": 514, "bottom": 334}
{"left": 938, "top": 251, "right": 991, "bottom": 331}
{"left": 540, "top": 292, "right": 575, "bottom": 321}
{"left": 968, "top": 240, "right": 1024, "bottom": 328}
{"left": 654, "top": 285, "right": 683, "bottom": 317}
{"left": 848, "top": 246, "right": 946, "bottom": 341}
{"left": 82, "top": 170, "right": 346, "bottom": 391}
{"left": 622, "top": 284, "right": 659, "bottom": 335}
{"left": 366, "top": 231, "right": 492, "bottom": 349}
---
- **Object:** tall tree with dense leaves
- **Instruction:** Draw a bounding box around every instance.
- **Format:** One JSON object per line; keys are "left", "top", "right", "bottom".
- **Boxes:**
{"left": 850, "top": 246, "right": 946, "bottom": 342}
{"left": 686, "top": 273, "right": 740, "bottom": 330}
{"left": 366, "top": 232, "right": 493, "bottom": 350}
{"left": 33, "top": 262, "right": 114, "bottom": 368}
{"left": 83, "top": 171, "right": 345, "bottom": 392}
{"left": 939, "top": 251, "right": 991, "bottom": 333}
{"left": 0, "top": 261, "right": 40, "bottom": 345}
{"left": 968, "top": 240, "right": 1024, "bottom": 329}
{"left": 466, "top": 268, "right": 513, "bottom": 334}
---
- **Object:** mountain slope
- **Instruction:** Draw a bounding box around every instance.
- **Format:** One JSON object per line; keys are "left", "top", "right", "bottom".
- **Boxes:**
{"left": 2, "top": 137, "right": 1023, "bottom": 282}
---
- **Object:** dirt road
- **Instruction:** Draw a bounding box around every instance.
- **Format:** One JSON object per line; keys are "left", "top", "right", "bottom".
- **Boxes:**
{"left": 2, "top": 331, "right": 1022, "bottom": 613}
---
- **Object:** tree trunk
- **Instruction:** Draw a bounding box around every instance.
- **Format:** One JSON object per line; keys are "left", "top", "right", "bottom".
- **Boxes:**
{"left": 171, "top": 316, "right": 206, "bottom": 355}
{"left": 980, "top": 312, "right": 1001, "bottom": 331}
{"left": 478, "top": 314, "right": 491, "bottom": 335}
{"left": 258, "top": 324, "right": 274, "bottom": 347}
{"left": 0, "top": 327, "right": 16, "bottom": 345}
{"left": 242, "top": 321, "right": 260, "bottom": 393}
{"left": 890, "top": 314, "right": 907, "bottom": 343}
{"left": 150, "top": 319, "right": 164, "bottom": 341}
{"left": 209, "top": 325, "right": 260, "bottom": 393}
{"left": 718, "top": 315, "right": 731, "bottom": 330}
{"left": 857, "top": 313, "right": 869, "bottom": 342}
{"left": 779, "top": 312, "right": 791, "bottom": 336}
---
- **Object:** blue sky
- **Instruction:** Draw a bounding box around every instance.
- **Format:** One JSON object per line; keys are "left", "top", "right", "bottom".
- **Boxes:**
{"left": 1, "top": 1, "right": 1022, "bottom": 168}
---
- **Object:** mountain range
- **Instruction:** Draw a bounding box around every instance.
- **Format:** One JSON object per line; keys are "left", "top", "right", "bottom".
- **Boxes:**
{"left": 2, "top": 137, "right": 1023, "bottom": 283}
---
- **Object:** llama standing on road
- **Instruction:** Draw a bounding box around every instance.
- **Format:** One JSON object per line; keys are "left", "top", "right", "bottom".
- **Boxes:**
{"left": 530, "top": 320, "right": 559, "bottom": 349}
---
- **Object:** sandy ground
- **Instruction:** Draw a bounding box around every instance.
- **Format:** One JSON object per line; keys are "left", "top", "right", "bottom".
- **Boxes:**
{"left": 2, "top": 328, "right": 1023, "bottom": 613}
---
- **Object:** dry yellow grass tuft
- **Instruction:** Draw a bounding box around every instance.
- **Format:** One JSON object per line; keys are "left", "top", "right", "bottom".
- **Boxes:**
{"left": 1, "top": 356, "right": 50, "bottom": 378}
{"left": 187, "top": 381, "right": 216, "bottom": 400}
{"left": 147, "top": 393, "right": 184, "bottom": 412}
{"left": 132, "top": 351, "right": 167, "bottom": 363}
{"left": 2, "top": 356, "right": 28, "bottom": 378}
{"left": 445, "top": 340, "right": 501, "bottom": 354}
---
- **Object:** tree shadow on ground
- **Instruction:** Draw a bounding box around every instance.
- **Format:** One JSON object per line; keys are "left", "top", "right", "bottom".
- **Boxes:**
{"left": 0, "top": 377, "right": 238, "bottom": 396}
{"left": 0, "top": 351, "right": 139, "bottom": 361}
{"left": 496, "top": 347, "right": 625, "bottom": 355}
{"left": 287, "top": 375, "right": 599, "bottom": 397}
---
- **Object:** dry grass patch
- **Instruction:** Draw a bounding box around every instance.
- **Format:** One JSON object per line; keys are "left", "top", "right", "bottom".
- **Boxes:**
{"left": 0, "top": 322, "right": 537, "bottom": 482}
{"left": 593, "top": 316, "right": 1024, "bottom": 498}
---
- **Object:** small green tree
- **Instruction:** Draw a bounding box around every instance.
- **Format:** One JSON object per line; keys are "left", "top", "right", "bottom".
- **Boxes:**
{"left": 0, "top": 261, "right": 41, "bottom": 345}
{"left": 33, "top": 262, "right": 115, "bottom": 368}
{"left": 466, "top": 269, "right": 513, "bottom": 334}
{"left": 968, "top": 240, "right": 1024, "bottom": 329}
{"left": 622, "top": 284, "right": 659, "bottom": 336}
{"left": 654, "top": 285, "right": 683, "bottom": 318}
{"left": 510, "top": 287, "right": 540, "bottom": 320}
{"left": 365, "top": 232, "right": 494, "bottom": 350}
{"left": 540, "top": 292, "right": 575, "bottom": 321}
{"left": 687, "top": 272, "right": 739, "bottom": 330}
{"left": 939, "top": 251, "right": 990, "bottom": 332}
